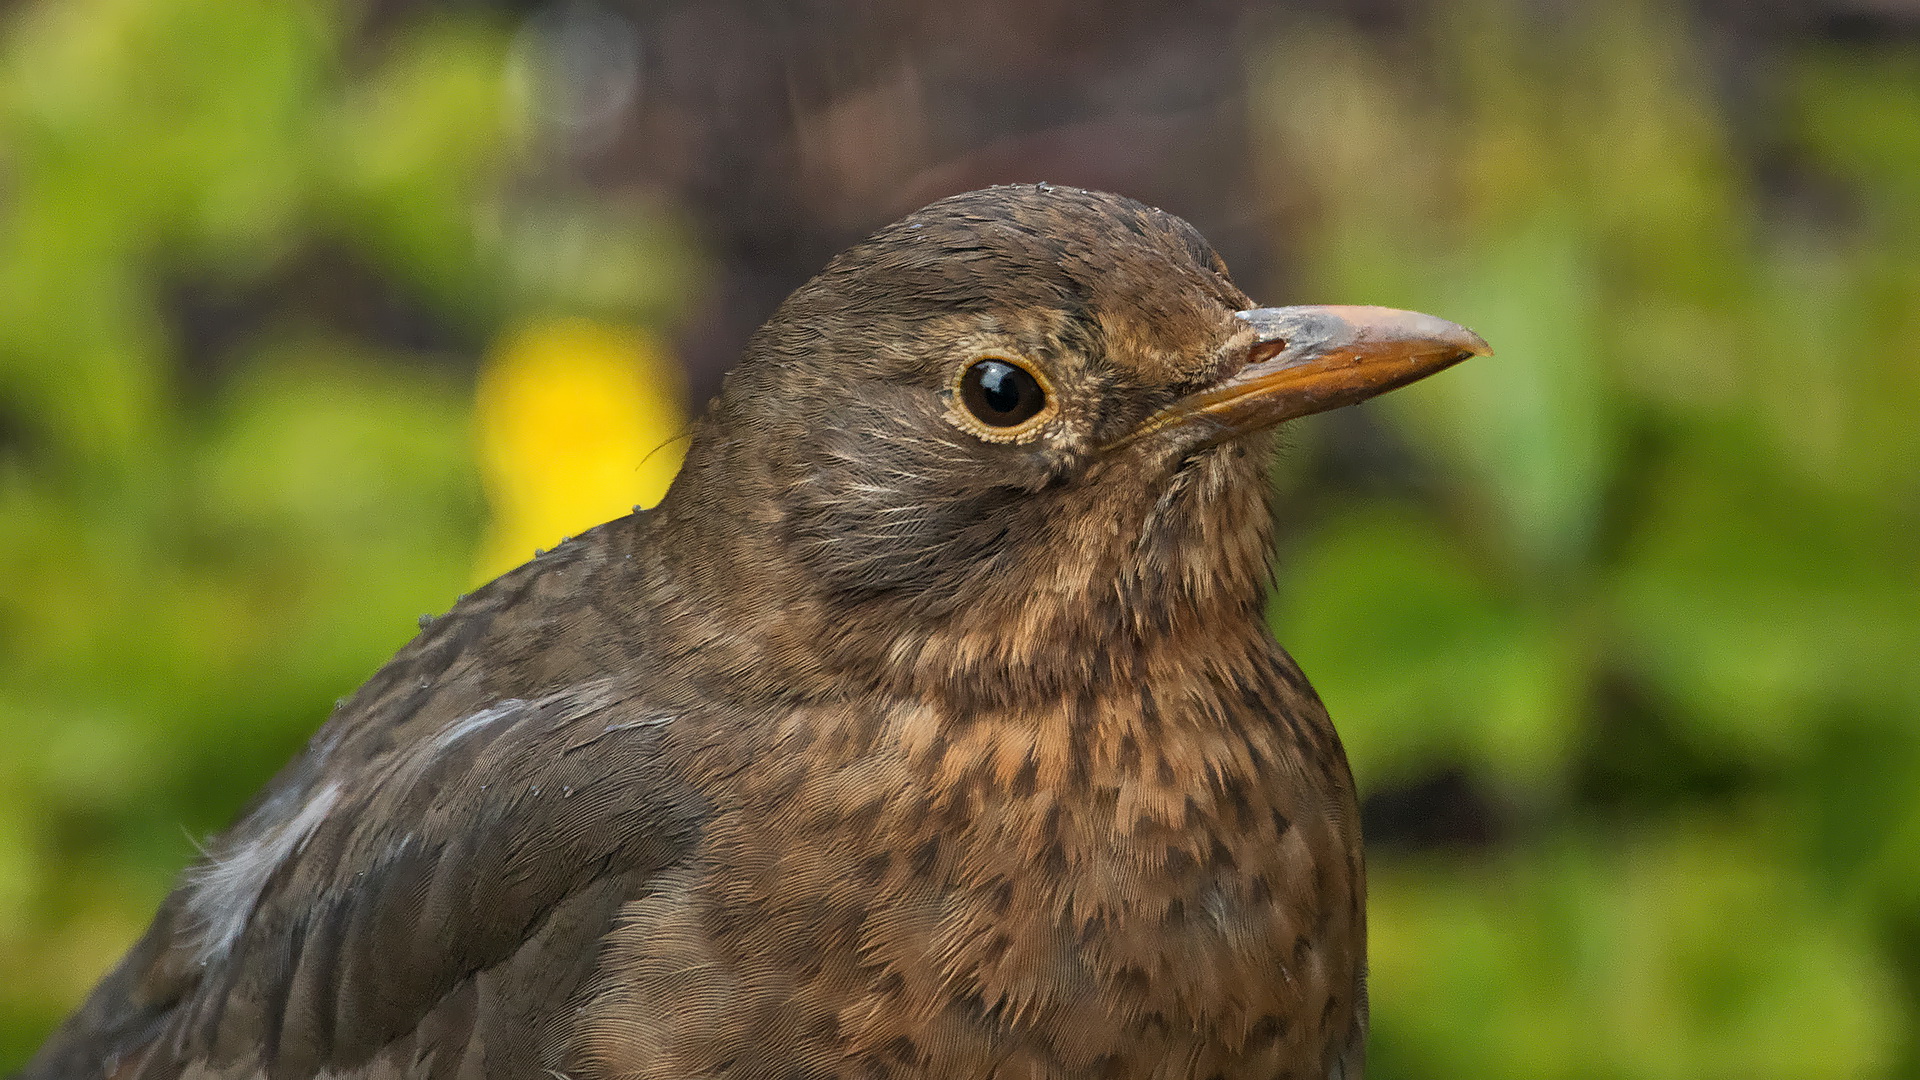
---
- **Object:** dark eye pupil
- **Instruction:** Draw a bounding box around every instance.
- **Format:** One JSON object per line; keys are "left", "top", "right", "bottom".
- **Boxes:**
{"left": 961, "top": 359, "right": 1047, "bottom": 427}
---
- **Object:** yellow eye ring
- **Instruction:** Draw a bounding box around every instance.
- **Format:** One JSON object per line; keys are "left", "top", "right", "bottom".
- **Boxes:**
{"left": 949, "top": 355, "right": 1058, "bottom": 442}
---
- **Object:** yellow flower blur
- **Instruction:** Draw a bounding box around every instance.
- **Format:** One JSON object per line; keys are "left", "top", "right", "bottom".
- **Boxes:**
{"left": 473, "top": 318, "right": 688, "bottom": 580}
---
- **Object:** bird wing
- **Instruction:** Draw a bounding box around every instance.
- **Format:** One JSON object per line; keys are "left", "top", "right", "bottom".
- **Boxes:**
{"left": 21, "top": 543, "right": 710, "bottom": 1080}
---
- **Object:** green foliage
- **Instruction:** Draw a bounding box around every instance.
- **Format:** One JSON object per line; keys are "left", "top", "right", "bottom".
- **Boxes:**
{"left": 1262, "top": 3, "right": 1920, "bottom": 1075}
{"left": 0, "top": 0, "right": 507, "bottom": 1058}
{"left": 1369, "top": 826, "right": 1901, "bottom": 1080}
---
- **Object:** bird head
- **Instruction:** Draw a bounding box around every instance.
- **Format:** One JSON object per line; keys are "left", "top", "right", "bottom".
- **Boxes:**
{"left": 652, "top": 185, "right": 1486, "bottom": 700}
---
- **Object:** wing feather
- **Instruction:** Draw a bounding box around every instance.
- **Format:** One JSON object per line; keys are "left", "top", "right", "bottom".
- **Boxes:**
{"left": 24, "top": 673, "right": 704, "bottom": 1080}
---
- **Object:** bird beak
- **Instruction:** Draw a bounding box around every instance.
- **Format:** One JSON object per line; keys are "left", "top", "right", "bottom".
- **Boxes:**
{"left": 1116, "top": 305, "right": 1490, "bottom": 448}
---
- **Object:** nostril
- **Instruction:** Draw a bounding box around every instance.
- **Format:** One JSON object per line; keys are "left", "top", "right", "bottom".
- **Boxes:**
{"left": 1245, "top": 338, "right": 1289, "bottom": 366}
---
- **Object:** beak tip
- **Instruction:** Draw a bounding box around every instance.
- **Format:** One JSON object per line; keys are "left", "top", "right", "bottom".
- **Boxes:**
{"left": 1407, "top": 312, "right": 1491, "bottom": 360}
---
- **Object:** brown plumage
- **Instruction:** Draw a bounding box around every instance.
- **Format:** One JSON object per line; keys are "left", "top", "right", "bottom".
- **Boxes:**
{"left": 20, "top": 185, "right": 1486, "bottom": 1080}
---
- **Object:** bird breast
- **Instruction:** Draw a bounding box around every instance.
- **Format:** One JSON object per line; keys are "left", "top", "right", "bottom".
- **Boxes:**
{"left": 578, "top": 659, "right": 1365, "bottom": 1080}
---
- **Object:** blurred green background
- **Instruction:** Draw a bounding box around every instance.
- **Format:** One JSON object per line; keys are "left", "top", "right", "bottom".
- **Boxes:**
{"left": 1, "top": 0, "right": 1916, "bottom": 1076}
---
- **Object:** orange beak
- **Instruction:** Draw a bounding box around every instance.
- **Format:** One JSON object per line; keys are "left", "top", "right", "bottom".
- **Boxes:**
{"left": 1118, "top": 305, "right": 1490, "bottom": 448}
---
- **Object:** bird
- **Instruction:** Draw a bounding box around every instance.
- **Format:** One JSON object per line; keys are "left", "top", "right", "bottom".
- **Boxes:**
{"left": 20, "top": 185, "right": 1487, "bottom": 1080}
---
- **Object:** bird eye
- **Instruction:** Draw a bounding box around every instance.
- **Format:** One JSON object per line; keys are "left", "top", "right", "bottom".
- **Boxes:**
{"left": 959, "top": 358, "right": 1050, "bottom": 429}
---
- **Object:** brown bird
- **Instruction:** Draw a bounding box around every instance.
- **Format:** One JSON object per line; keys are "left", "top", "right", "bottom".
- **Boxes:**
{"left": 21, "top": 185, "right": 1486, "bottom": 1080}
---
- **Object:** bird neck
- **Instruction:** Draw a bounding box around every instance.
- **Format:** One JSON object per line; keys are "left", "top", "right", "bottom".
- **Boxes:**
{"left": 647, "top": 425, "right": 1281, "bottom": 712}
